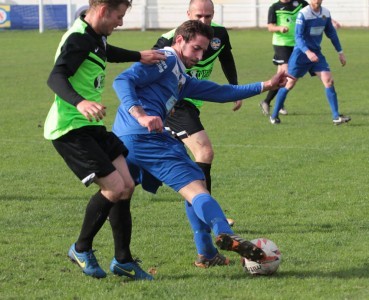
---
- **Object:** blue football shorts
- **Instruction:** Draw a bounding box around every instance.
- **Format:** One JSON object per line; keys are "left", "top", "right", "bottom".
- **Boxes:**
{"left": 288, "top": 49, "right": 331, "bottom": 78}
{"left": 119, "top": 132, "right": 205, "bottom": 193}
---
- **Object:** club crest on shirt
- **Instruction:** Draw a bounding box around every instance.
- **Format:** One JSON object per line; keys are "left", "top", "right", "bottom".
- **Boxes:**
{"left": 94, "top": 74, "right": 105, "bottom": 90}
{"left": 189, "top": 69, "right": 197, "bottom": 78}
{"left": 210, "top": 37, "right": 221, "bottom": 50}
{"left": 292, "top": 1, "right": 299, "bottom": 7}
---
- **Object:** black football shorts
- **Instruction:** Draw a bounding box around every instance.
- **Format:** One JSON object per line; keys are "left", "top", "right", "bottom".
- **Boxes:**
{"left": 165, "top": 100, "right": 204, "bottom": 140}
{"left": 52, "top": 125, "right": 128, "bottom": 186}
{"left": 272, "top": 45, "right": 294, "bottom": 66}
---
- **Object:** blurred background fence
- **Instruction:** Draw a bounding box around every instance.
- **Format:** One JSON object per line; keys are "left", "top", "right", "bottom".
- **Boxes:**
{"left": 1, "top": 0, "right": 368, "bottom": 31}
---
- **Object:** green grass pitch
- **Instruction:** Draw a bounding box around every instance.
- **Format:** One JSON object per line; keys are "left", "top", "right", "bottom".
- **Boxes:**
{"left": 1, "top": 28, "right": 369, "bottom": 299}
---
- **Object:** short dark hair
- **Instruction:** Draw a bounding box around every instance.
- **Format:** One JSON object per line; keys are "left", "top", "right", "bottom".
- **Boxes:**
{"left": 174, "top": 20, "right": 214, "bottom": 43}
{"left": 89, "top": 0, "right": 132, "bottom": 10}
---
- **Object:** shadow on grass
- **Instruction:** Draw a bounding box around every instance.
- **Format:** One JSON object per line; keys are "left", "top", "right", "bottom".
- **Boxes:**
{"left": 0, "top": 194, "right": 85, "bottom": 201}
{"left": 219, "top": 264, "right": 369, "bottom": 281}
{"left": 277, "top": 265, "right": 369, "bottom": 279}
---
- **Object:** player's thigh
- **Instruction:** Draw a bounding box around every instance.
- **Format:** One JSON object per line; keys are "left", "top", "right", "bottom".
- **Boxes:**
{"left": 95, "top": 168, "right": 129, "bottom": 201}
{"left": 316, "top": 71, "right": 333, "bottom": 88}
{"left": 112, "top": 155, "right": 135, "bottom": 190}
{"left": 183, "top": 130, "right": 214, "bottom": 162}
{"left": 277, "top": 63, "right": 289, "bottom": 73}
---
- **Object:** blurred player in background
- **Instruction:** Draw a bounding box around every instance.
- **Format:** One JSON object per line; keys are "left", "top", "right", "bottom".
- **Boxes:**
{"left": 260, "top": 0, "right": 341, "bottom": 117}
{"left": 259, "top": 0, "right": 309, "bottom": 116}
{"left": 269, "top": 0, "right": 350, "bottom": 125}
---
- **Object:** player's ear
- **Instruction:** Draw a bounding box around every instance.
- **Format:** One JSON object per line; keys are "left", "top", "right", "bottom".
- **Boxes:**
{"left": 98, "top": 4, "right": 108, "bottom": 18}
{"left": 175, "top": 34, "right": 184, "bottom": 45}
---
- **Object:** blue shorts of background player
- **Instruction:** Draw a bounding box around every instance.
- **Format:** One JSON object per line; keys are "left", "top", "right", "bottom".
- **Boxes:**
{"left": 288, "top": 50, "right": 330, "bottom": 77}
{"left": 269, "top": 2, "right": 350, "bottom": 126}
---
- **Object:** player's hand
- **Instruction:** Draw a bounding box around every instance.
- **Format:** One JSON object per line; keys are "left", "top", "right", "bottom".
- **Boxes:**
{"left": 77, "top": 100, "right": 106, "bottom": 122}
{"left": 280, "top": 26, "right": 288, "bottom": 33}
{"left": 137, "top": 115, "right": 163, "bottom": 133}
{"left": 139, "top": 50, "right": 166, "bottom": 64}
{"left": 306, "top": 50, "right": 319, "bottom": 63}
{"left": 339, "top": 52, "right": 346, "bottom": 66}
{"left": 263, "top": 71, "right": 296, "bottom": 91}
{"left": 332, "top": 19, "right": 341, "bottom": 29}
{"left": 232, "top": 100, "right": 242, "bottom": 111}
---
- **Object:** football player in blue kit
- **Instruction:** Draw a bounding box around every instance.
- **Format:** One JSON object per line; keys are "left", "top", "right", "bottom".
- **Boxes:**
{"left": 270, "top": 0, "right": 350, "bottom": 125}
{"left": 153, "top": 0, "right": 240, "bottom": 268}
{"left": 112, "top": 20, "right": 292, "bottom": 268}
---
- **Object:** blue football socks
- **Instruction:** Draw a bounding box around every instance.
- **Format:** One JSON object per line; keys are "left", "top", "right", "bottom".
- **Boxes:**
{"left": 191, "top": 193, "right": 233, "bottom": 237}
{"left": 185, "top": 201, "right": 218, "bottom": 259}
{"left": 271, "top": 87, "right": 289, "bottom": 118}
{"left": 325, "top": 86, "right": 339, "bottom": 119}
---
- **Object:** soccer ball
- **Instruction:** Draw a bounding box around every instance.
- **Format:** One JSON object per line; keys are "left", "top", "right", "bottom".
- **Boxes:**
{"left": 242, "top": 238, "right": 282, "bottom": 275}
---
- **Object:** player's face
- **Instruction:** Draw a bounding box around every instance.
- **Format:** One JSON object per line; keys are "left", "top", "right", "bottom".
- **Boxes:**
{"left": 100, "top": 4, "right": 128, "bottom": 36}
{"left": 187, "top": 1, "right": 214, "bottom": 25}
{"left": 310, "top": 0, "right": 323, "bottom": 11}
{"left": 177, "top": 34, "right": 210, "bottom": 68}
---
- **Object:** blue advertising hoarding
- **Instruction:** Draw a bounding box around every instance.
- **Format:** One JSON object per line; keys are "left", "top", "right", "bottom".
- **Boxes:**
{"left": 1, "top": 5, "right": 67, "bottom": 30}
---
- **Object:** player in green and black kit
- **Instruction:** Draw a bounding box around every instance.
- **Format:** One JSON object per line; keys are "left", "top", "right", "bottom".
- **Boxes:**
{"left": 153, "top": 0, "right": 241, "bottom": 269}
{"left": 44, "top": 0, "right": 165, "bottom": 280}
{"left": 260, "top": 0, "right": 308, "bottom": 116}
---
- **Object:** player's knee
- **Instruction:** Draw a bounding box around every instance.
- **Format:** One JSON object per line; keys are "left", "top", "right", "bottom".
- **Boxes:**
{"left": 203, "top": 145, "right": 214, "bottom": 160}
{"left": 197, "top": 146, "right": 214, "bottom": 163}
{"left": 123, "top": 178, "right": 135, "bottom": 197}
{"left": 286, "top": 79, "right": 296, "bottom": 90}
{"left": 322, "top": 75, "right": 334, "bottom": 87}
{"left": 106, "top": 179, "right": 135, "bottom": 202}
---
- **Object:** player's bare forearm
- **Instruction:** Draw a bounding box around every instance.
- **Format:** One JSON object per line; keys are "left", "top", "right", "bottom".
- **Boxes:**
{"left": 267, "top": 23, "right": 288, "bottom": 33}
{"left": 128, "top": 105, "right": 147, "bottom": 119}
{"left": 128, "top": 105, "right": 163, "bottom": 132}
